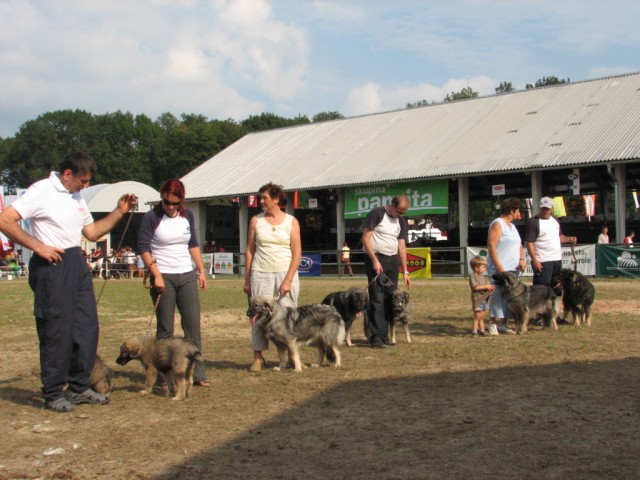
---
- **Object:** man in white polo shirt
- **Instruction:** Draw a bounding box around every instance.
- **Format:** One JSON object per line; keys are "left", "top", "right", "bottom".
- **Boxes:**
{"left": 0, "top": 152, "right": 137, "bottom": 413}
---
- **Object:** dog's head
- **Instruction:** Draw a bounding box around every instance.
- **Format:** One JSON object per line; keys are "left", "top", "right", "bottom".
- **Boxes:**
{"left": 391, "top": 290, "right": 409, "bottom": 312}
{"left": 115, "top": 337, "right": 143, "bottom": 365}
{"left": 492, "top": 271, "right": 518, "bottom": 288}
{"left": 552, "top": 268, "right": 578, "bottom": 291}
{"left": 246, "top": 295, "right": 276, "bottom": 326}
{"left": 346, "top": 288, "right": 369, "bottom": 313}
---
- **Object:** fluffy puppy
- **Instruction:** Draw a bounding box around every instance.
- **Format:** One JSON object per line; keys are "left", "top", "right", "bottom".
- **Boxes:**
{"left": 389, "top": 290, "right": 411, "bottom": 344}
{"left": 322, "top": 287, "right": 368, "bottom": 347}
{"left": 89, "top": 353, "right": 113, "bottom": 395}
{"left": 116, "top": 336, "right": 203, "bottom": 401}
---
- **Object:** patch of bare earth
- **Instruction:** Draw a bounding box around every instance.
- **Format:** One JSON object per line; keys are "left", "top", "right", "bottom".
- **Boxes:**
{"left": 0, "top": 278, "right": 638, "bottom": 480}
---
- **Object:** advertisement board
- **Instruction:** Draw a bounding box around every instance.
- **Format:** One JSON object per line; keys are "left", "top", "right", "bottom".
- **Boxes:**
{"left": 214, "top": 252, "right": 234, "bottom": 275}
{"left": 344, "top": 180, "right": 449, "bottom": 219}
{"left": 298, "top": 253, "right": 321, "bottom": 277}
{"left": 597, "top": 245, "right": 640, "bottom": 278}
{"left": 466, "top": 245, "right": 596, "bottom": 276}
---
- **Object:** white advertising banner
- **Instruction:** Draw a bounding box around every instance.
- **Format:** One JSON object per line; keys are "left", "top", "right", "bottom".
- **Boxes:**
{"left": 466, "top": 244, "right": 596, "bottom": 276}
{"left": 214, "top": 252, "right": 235, "bottom": 275}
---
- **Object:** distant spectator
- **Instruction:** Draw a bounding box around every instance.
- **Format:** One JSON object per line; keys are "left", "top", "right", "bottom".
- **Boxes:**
{"left": 597, "top": 226, "right": 610, "bottom": 244}
{"left": 624, "top": 231, "right": 635, "bottom": 248}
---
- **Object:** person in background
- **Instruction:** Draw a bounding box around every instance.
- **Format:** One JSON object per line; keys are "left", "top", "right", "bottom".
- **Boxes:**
{"left": 135, "top": 251, "right": 145, "bottom": 278}
{"left": 597, "top": 226, "right": 610, "bottom": 244}
{"left": 0, "top": 152, "right": 137, "bottom": 412}
{"left": 624, "top": 231, "right": 635, "bottom": 247}
{"left": 243, "top": 182, "right": 302, "bottom": 372}
{"left": 137, "top": 178, "right": 210, "bottom": 388}
{"left": 339, "top": 241, "right": 354, "bottom": 277}
{"left": 487, "top": 197, "right": 527, "bottom": 335}
{"left": 469, "top": 255, "right": 494, "bottom": 336}
{"left": 362, "top": 195, "right": 412, "bottom": 348}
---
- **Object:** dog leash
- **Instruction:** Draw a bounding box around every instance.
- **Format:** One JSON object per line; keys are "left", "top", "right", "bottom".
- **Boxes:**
{"left": 95, "top": 197, "right": 138, "bottom": 306}
{"left": 144, "top": 293, "right": 162, "bottom": 337}
{"left": 366, "top": 272, "right": 394, "bottom": 289}
{"left": 570, "top": 242, "right": 578, "bottom": 271}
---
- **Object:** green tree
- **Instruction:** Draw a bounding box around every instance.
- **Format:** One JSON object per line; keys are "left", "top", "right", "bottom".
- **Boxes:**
{"left": 495, "top": 81, "right": 514, "bottom": 94}
{"left": 0, "top": 110, "right": 98, "bottom": 190}
{"left": 406, "top": 99, "right": 432, "bottom": 108}
{"left": 312, "top": 111, "right": 344, "bottom": 122}
{"left": 241, "top": 112, "right": 310, "bottom": 132}
{"left": 525, "top": 76, "right": 570, "bottom": 89}
{"left": 444, "top": 87, "right": 478, "bottom": 102}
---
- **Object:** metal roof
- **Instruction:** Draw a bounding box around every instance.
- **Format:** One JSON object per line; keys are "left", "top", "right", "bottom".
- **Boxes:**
{"left": 182, "top": 72, "right": 640, "bottom": 201}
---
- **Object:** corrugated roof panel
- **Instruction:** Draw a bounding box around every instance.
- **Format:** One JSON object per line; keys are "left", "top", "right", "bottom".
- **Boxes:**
{"left": 182, "top": 72, "right": 640, "bottom": 200}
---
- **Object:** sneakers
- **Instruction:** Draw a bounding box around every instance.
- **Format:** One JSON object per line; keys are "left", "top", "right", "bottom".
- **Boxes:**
{"left": 488, "top": 323, "right": 499, "bottom": 336}
{"left": 370, "top": 338, "right": 386, "bottom": 348}
{"left": 45, "top": 397, "right": 76, "bottom": 413}
{"left": 497, "top": 324, "right": 516, "bottom": 334}
{"left": 65, "top": 388, "right": 110, "bottom": 405}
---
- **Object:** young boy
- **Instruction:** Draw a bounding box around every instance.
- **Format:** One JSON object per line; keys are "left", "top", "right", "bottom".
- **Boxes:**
{"left": 469, "top": 255, "right": 495, "bottom": 336}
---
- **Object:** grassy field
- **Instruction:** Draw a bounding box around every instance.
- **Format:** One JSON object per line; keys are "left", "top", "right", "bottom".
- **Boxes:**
{"left": 0, "top": 275, "right": 639, "bottom": 480}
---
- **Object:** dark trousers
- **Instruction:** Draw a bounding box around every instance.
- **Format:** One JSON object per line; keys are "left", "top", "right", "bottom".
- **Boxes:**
{"left": 365, "top": 253, "right": 399, "bottom": 344}
{"left": 150, "top": 271, "right": 206, "bottom": 382}
{"left": 533, "top": 259, "right": 563, "bottom": 295}
{"left": 29, "top": 247, "right": 98, "bottom": 402}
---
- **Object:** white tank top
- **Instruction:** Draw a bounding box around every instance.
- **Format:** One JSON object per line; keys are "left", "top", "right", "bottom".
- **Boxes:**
{"left": 252, "top": 213, "right": 294, "bottom": 272}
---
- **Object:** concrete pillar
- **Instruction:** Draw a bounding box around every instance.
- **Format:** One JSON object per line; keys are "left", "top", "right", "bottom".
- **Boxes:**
{"left": 613, "top": 164, "right": 627, "bottom": 243}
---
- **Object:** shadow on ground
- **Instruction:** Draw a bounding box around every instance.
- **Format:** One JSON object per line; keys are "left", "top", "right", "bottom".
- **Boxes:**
{"left": 152, "top": 357, "right": 640, "bottom": 480}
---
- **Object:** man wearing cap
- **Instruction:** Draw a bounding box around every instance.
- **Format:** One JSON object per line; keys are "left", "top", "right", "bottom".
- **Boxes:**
{"left": 525, "top": 196, "right": 577, "bottom": 294}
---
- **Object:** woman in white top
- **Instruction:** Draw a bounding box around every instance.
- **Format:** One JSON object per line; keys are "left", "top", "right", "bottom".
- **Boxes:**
{"left": 487, "top": 197, "right": 527, "bottom": 335}
{"left": 137, "top": 179, "right": 209, "bottom": 387}
{"left": 243, "top": 182, "right": 302, "bottom": 372}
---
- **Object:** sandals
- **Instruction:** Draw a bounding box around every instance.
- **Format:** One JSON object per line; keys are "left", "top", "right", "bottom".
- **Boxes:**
{"left": 45, "top": 397, "right": 76, "bottom": 413}
{"left": 249, "top": 356, "right": 266, "bottom": 372}
{"left": 66, "top": 388, "right": 110, "bottom": 405}
{"left": 194, "top": 379, "right": 211, "bottom": 388}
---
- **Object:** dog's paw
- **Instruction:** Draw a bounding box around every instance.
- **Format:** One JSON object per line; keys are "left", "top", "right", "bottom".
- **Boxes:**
{"left": 273, "top": 366, "right": 281, "bottom": 371}
{"left": 140, "top": 389, "right": 150, "bottom": 396}
{"left": 310, "top": 363, "right": 320, "bottom": 368}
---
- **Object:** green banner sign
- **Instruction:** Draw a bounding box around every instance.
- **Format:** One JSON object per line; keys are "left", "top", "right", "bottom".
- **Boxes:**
{"left": 596, "top": 245, "right": 640, "bottom": 278}
{"left": 344, "top": 180, "right": 449, "bottom": 219}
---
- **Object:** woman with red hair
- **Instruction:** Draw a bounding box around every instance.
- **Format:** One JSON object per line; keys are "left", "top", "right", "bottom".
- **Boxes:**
{"left": 137, "top": 179, "right": 210, "bottom": 387}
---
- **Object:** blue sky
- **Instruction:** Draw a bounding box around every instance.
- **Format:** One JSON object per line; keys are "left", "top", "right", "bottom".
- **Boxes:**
{"left": 1, "top": 0, "right": 639, "bottom": 138}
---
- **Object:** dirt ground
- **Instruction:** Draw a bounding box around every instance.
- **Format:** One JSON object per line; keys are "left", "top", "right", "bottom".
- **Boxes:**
{"left": 0, "top": 278, "right": 639, "bottom": 480}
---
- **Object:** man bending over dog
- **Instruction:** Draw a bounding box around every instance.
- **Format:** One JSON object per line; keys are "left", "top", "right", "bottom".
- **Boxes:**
{"left": 362, "top": 195, "right": 411, "bottom": 348}
{"left": 0, "top": 152, "right": 137, "bottom": 413}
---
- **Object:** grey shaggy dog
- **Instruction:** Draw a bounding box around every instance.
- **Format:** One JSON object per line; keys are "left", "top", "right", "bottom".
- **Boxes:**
{"left": 389, "top": 290, "right": 411, "bottom": 344}
{"left": 363, "top": 289, "right": 411, "bottom": 345}
{"left": 492, "top": 271, "right": 559, "bottom": 334}
{"left": 246, "top": 296, "right": 346, "bottom": 372}
{"left": 322, "top": 287, "right": 368, "bottom": 347}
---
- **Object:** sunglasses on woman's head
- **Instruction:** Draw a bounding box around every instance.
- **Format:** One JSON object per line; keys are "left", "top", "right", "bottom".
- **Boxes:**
{"left": 162, "top": 198, "right": 181, "bottom": 206}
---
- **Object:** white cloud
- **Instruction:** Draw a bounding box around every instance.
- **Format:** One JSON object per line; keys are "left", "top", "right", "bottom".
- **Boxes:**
{"left": 344, "top": 75, "right": 497, "bottom": 116}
